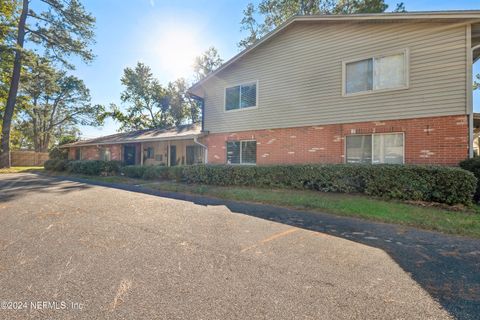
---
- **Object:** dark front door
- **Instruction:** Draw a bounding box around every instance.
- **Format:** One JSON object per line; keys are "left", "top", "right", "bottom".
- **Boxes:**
{"left": 170, "top": 145, "right": 176, "bottom": 166}
{"left": 124, "top": 145, "right": 136, "bottom": 165}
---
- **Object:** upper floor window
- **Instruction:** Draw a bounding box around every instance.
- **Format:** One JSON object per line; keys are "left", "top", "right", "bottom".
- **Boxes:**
{"left": 225, "top": 82, "right": 257, "bottom": 111}
{"left": 344, "top": 50, "right": 408, "bottom": 95}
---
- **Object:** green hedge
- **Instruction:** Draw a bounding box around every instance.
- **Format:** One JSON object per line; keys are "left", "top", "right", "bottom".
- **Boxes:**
{"left": 182, "top": 164, "right": 476, "bottom": 206}
{"left": 121, "top": 165, "right": 183, "bottom": 182}
{"left": 44, "top": 160, "right": 476, "bottom": 205}
{"left": 44, "top": 159, "right": 121, "bottom": 176}
{"left": 44, "top": 159, "right": 69, "bottom": 171}
{"left": 459, "top": 157, "right": 480, "bottom": 201}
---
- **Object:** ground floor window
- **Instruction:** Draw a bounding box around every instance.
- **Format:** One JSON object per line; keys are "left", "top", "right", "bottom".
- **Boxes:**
{"left": 346, "top": 133, "right": 404, "bottom": 164}
{"left": 75, "top": 148, "right": 81, "bottom": 160}
{"left": 144, "top": 147, "right": 154, "bottom": 159}
{"left": 186, "top": 145, "right": 204, "bottom": 165}
{"left": 226, "top": 140, "right": 256, "bottom": 164}
{"left": 100, "top": 147, "right": 111, "bottom": 161}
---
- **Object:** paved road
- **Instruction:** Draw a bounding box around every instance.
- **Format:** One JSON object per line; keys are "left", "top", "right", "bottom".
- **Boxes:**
{"left": 0, "top": 173, "right": 469, "bottom": 319}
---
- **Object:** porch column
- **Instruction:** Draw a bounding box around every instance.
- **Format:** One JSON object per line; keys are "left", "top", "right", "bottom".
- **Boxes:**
{"left": 140, "top": 142, "right": 144, "bottom": 166}
{"left": 167, "top": 141, "right": 171, "bottom": 167}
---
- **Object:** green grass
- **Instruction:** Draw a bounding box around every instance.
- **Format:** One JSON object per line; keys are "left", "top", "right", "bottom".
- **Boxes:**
{"left": 42, "top": 171, "right": 480, "bottom": 238}
{"left": 0, "top": 166, "right": 44, "bottom": 174}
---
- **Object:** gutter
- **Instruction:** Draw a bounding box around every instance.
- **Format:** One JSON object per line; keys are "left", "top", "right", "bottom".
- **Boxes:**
{"left": 59, "top": 134, "right": 203, "bottom": 148}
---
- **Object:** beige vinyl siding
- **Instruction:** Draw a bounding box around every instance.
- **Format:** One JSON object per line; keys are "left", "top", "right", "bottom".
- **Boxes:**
{"left": 201, "top": 21, "right": 467, "bottom": 133}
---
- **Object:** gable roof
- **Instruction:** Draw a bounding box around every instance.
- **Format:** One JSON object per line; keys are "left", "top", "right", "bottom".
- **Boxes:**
{"left": 61, "top": 123, "right": 202, "bottom": 148}
{"left": 188, "top": 10, "right": 480, "bottom": 95}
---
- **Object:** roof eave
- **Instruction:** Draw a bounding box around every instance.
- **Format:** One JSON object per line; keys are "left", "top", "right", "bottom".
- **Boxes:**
{"left": 60, "top": 133, "right": 204, "bottom": 148}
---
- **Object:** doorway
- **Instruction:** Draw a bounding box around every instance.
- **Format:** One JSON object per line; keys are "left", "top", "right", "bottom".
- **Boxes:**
{"left": 123, "top": 145, "right": 136, "bottom": 165}
{"left": 170, "top": 145, "right": 176, "bottom": 166}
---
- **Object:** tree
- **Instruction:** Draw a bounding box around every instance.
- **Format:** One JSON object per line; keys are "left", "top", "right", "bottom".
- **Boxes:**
{"left": 17, "top": 56, "right": 103, "bottom": 152}
{"left": 106, "top": 63, "right": 202, "bottom": 131}
{"left": 1, "top": 0, "right": 96, "bottom": 167}
{"left": 193, "top": 47, "right": 224, "bottom": 81}
{"left": 108, "top": 62, "right": 170, "bottom": 131}
{"left": 393, "top": 2, "right": 406, "bottom": 13}
{"left": 238, "top": 0, "right": 391, "bottom": 49}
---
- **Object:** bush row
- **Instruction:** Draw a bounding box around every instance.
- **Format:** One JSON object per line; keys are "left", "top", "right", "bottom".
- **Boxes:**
{"left": 181, "top": 164, "right": 476, "bottom": 206}
{"left": 121, "top": 165, "right": 183, "bottom": 182}
{"left": 459, "top": 157, "right": 480, "bottom": 201}
{"left": 44, "top": 160, "right": 477, "bottom": 206}
{"left": 44, "top": 159, "right": 121, "bottom": 176}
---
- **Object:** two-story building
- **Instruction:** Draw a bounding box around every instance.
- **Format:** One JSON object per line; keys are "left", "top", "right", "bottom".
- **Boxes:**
{"left": 64, "top": 11, "right": 480, "bottom": 166}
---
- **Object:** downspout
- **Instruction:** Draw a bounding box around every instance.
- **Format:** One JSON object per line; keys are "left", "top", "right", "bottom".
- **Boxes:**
{"left": 469, "top": 25, "right": 479, "bottom": 158}
{"left": 194, "top": 136, "right": 208, "bottom": 164}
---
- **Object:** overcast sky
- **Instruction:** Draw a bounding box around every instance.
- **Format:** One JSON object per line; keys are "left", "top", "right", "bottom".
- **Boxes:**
{"left": 70, "top": 0, "right": 480, "bottom": 138}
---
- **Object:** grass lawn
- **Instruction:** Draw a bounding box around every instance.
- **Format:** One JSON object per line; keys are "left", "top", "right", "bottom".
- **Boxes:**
{"left": 0, "top": 166, "right": 44, "bottom": 174}
{"left": 43, "top": 172, "right": 480, "bottom": 238}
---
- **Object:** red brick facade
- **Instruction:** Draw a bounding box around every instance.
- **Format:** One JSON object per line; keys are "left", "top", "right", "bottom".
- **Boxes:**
{"left": 68, "top": 144, "right": 123, "bottom": 161}
{"left": 203, "top": 115, "right": 469, "bottom": 166}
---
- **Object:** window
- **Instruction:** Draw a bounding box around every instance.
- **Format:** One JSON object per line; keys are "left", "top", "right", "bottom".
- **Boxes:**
{"left": 344, "top": 51, "right": 407, "bottom": 95}
{"left": 226, "top": 140, "right": 256, "bottom": 164}
{"left": 346, "top": 133, "right": 404, "bottom": 164}
{"left": 75, "top": 148, "right": 81, "bottom": 160}
{"left": 186, "top": 145, "right": 204, "bottom": 165}
{"left": 100, "top": 147, "right": 111, "bottom": 161}
{"left": 144, "top": 147, "right": 154, "bottom": 159}
{"left": 225, "top": 82, "right": 257, "bottom": 111}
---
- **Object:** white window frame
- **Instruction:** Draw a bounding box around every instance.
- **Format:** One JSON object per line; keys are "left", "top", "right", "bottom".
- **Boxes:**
{"left": 226, "top": 139, "right": 257, "bottom": 165}
{"left": 342, "top": 49, "right": 409, "bottom": 97}
{"left": 224, "top": 80, "right": 259, "bottom": 112}
{"left": 344, "top": 132, "right": 405, "bottom": 164}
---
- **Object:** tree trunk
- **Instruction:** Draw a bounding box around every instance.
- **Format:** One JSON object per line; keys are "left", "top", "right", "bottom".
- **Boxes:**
{"left": 0, "top": 0, "right": 29, "bottom": 168}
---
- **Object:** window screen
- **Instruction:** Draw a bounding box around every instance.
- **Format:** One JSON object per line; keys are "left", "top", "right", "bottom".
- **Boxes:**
{"left": 225, "top": 83, "right": 257, "bottom": 110}
{"left": 373, "top": 54, "right": 406, "bottom": 90}
{"left": 225, "top": 86, "right": 240, "bottom": 111}
{"left": 241, "top": 141, "right": 256, "bottom": 164}
{"left": 226, "top": 141, "right": 240, "bottom": 164}
{"left": 346, "top": 135, "right": 372, "bottom": 164}
{"left": 346, "top": 59, "right": 373, "bottom": 94}
{"left": 372, "top": 133, "right": 404, "bottom": 164}
{"left": 346, "top": 133, "right": 404, "bottom": 164}
{"left": 345, "top": 52, "right": 406, "bottom": 95}
{"left": 100, "top": 147, "right": 111, "bottom": 161}
{"left": 226, "top": 140, "right": 256, "bottom": 164}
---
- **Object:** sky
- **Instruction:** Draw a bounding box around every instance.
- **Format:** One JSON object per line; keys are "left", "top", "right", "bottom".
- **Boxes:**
{"left": 70, "top": 0, "right": 480, "bottom": 138}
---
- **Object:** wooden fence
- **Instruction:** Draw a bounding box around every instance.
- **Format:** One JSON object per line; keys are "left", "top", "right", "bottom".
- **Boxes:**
{"left": 10, "top": 151, "right": 49, "bottom": 166}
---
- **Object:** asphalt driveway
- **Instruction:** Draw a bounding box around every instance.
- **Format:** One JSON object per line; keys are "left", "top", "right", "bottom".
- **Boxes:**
{"left": 0, "top": 173, "right": 472, "bottom": 319}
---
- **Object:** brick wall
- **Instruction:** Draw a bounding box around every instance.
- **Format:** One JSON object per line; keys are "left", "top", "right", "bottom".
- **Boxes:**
{"left": 203, "top": 115, "right": 469, "bottom": 166}
{"left": 68, "top": 145, "right": 123, "bottom": 161}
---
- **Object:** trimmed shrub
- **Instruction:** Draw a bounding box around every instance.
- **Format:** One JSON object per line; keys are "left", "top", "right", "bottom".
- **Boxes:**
{"left": 44, "top": 159, "right": 68, "bottom": 171}
{"left": 182, "top": 164, "right": 476, "bottom": 205}
{"left": 121, "top": 165, "right": 147, "bottom": 178}
{"left": 45, "top": 160, "right": 121, "bottom": 176}
{"left": 459, "top": 157, "right": 480, "bottom": 201}
{"left": 122, "top": 165, "right": 185, "bottom": 182}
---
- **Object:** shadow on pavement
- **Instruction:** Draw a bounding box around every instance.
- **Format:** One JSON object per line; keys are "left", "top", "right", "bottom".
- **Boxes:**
{"left": 4, "top": 173, "right": 480, "bottom": 320}
{"left": 0, "top": 173, "right": 92, "bottom": 203}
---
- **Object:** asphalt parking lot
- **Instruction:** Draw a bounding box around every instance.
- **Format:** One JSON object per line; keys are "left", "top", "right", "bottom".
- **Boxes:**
{"left": 0, "top": 173, "right": 459, "bottom": 319}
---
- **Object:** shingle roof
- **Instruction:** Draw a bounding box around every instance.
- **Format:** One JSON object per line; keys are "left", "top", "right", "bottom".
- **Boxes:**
{"left": 62, "top": 123, "right": 202, "bottom": 148}
{"left": 188, "top": 10, "right": 480, "bottom": 96}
